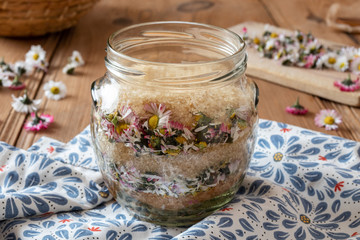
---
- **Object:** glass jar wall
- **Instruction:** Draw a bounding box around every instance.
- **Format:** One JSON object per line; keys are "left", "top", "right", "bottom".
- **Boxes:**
{"left": 90, "top": 21, "right": 258, "bottom": 226}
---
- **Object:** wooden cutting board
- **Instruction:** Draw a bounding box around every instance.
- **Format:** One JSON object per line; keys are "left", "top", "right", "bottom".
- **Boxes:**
{"left": 229, "top": 22, "right": 360, "bottom": 107}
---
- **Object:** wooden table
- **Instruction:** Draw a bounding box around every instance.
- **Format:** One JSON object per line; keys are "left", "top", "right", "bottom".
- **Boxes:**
{"left": 1, "top": 0, "right": 359, "bottom": 149}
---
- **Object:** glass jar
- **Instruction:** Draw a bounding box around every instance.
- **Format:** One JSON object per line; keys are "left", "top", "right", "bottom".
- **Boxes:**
{"left": 90, "top": 21, "right": 258, "bottom": 226}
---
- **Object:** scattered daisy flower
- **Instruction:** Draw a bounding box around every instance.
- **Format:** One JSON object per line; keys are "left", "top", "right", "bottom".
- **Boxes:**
{"left": 34, "top": 60, "right": 49, "bottom": 72}
{"left": 43, "top": 80, "right": 67, "bottom": 100}
{"left": 285, "top": 97, "right": 308, "bottom": 115}
{"left": 314, "top": 109, "right": 342, "bottom": 130}
{"left": 25, "top": 45, "right": 46, "bottom": 66}
{"left": 334, "top": 74, "right": 360, "bottom": 92}
{"left": 62, "top": 62, "right": 78, "bottom": 75}
{"left": 24, "top": 112, "right": 54, "bottom": 131}
{"left": 11, "top": 61, "right": 33, "bottom": 76}
{"left": 11, "top": 90, "right": 41, "bottom": 113}
{"left": 69, "top": 50, "right": 84, "bottom": 66}
{"left": 334, "top": 55, "right": 348, "bottom": 72}
{"left": 9, "top": 75, "right": 25, "bottom": 90}
{"left": 350, "top": 57, "right": 360, "bottom": 75}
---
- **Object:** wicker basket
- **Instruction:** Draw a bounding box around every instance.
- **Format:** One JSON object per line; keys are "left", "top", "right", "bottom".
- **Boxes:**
{"left": 0, "top": 0, "right": 99, "bottom": 37}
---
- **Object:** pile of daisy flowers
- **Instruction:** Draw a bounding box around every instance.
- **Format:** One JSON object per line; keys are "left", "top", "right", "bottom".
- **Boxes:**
{"left": 242, "top": 26, "right": 360, "bottom": 73}
{"left": 100, "top": 102, "right": 252, "bottom": 156}
{"left": 3, "top": 45, "right": 84, "bottom": 131}
{"left": 242, "top": 26, "right": 360, "bottom": 92}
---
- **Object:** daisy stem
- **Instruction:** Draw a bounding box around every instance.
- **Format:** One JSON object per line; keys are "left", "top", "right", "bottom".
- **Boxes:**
{"left": 292, "top": 97, "right": 304, "bottom": 109}
{"left": 12, "top": 75, "right": 22, "bottom": 86}
{"left": 342, "top": 74, "right": 353, "bottom": 86}
{"left": 22, "top": 90, "right": 33, "bottom": 105}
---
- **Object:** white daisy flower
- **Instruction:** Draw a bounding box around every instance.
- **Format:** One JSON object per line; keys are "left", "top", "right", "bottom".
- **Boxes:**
{"left": 265, "top": 38, "right": 276, "bottom": 51}
{"left": 144, "top": 103, "right": 171, "bottom": 130}
{"left": 351, "top": 57, "right": 360, "bottom": 74}
{"left": 320, "top": 52, "right": 338, "bottom": 69}
{"left": 304, "top": 39, "right": 321, "bottom": 54}
{"left": 34, "top": 60, "right": 49, "bottom": 72}
{"left": 340, "top": 47, "right": 359, "bottom": 61}
{"left": 11, "top": 91, "right": 41, "bottom": 113}
{"left": 43, "top": 80, "right": 67, "bottom": 100}
{"left": 314, "top": 109, "right": 342, "bottom": 131}
{"left": 25, "top": 45, "right": 46, "bottom": 66}
{"left": 334, "top": 56, "right": 349, "bottom": 72}
{"left": 62, "top": 62, "right": 78, "bottom": 75}
{"left": 69, "top": 50, "right": 85, "bottom": 66}
{"left": 11, "top": 61, "right": 34, "bottom": 76}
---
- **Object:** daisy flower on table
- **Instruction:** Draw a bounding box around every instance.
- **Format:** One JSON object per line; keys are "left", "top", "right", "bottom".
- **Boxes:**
{"left": 314, "top": 109, "right": 342, "bottom": 131}
{"left": 11, "top": 90, "right": 41, "bottom": 113}
{"left": 0, "top": 70, "right": 14, "bottom": 87}
{"left": 62, "top": 51, "right": 84, "bottom": 75}
{"left": 9, "top": 75, "right": 26, "bottom": 90}
{"left": 62, "top": 62, "right": 78, "bottom": 75}
{"left": 11, "top": 61, "right": 33, "bottom": 76}
{"left": 69, "top": 50, "right": 84, "bottom": 67}
{"left": 25, "top": 45, "right": 47, "bottom": 67}
{"left": 43, "top": 80, "right": 67, "bottom": 100}
{"left": 350, "top": 57, "right": 360, "bottom": 75}
{"left": 334, "top": 55, "right": 349, "bottom": 72}
{"left": 143, "top": 103, "right": 171, "bottom": 130}
{"left": 334, "top": 74, "right": 360, "bottom": 92}
{"left": 24, "top": 112, "right": 53, "bottom": 131}
{"left": 286, "top": 97, "right": 308, "bottom": 115}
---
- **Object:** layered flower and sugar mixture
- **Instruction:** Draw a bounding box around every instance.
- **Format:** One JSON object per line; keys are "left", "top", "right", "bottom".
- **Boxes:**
{"left": 92, "top": 79, "right": 257, "bottom": 212}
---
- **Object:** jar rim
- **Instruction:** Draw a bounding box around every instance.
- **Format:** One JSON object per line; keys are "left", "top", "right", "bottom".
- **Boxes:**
{"left": 107, "top": 21, "right": 246, "bottom": 66}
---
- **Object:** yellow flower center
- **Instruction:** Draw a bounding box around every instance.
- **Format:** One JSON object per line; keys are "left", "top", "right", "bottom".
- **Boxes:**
{"left": 50, "top": 86, "right": 60, "bottom": 94}
{"left": 324, "top": 116, "right": 335, "bottom": 125}
{"left": 339, "top": 62, "right": 345, "bottom": 69}
{"left": 328, "top": 57, "right": 336, "bottom": 64}
{"left": 300, "top": 214, "right": 311, "bottom": 224}
{"left": 75, "top": 57, "right": 79, "bottom": 62}
{"left": 198, "top": 141, "right": 207, "bottom": 149}
{"left": 148, "top": 115, "right": 159, "bottom": 130}
{"left": 33, "top": 53, "right": 39, "bottom": 60}
{"left": 175, "top": 136, "right": 186, "bottom": 144}
{"left": 253, "top": 37, "right": 260, "bottom": 45}
{"left": 165, "top": 149, "right": 180, "bottom": 156}
{"left": 273, "top": 152, "right": 283, "bottom": 162}
{"left": 116, "top": 122, "right": 129, "bottom": 134}
{"left": 270, "top": 32, "right": 278, "bottom": 38}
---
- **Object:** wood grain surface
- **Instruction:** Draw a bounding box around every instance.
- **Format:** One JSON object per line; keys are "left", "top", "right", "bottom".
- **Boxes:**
{"left": 0, "top": 0, "right": 359, "bottom": 149}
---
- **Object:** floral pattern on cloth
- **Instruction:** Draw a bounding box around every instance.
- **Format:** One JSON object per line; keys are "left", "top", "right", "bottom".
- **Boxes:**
{"left": 1, "top": 120, "right": 360, "bottom": 240}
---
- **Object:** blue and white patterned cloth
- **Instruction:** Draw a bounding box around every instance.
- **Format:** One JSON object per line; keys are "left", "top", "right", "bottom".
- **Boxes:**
{"left": 1, "top": 119, "right": 360, "bottom": 240}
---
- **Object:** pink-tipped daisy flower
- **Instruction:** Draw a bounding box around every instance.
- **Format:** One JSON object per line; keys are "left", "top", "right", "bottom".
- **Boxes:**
{"left": 314, "top": 109, "right": 342, "bottom": 131}
{"left": 334, "top": 74, "right": 360, "bottom": 92}
{"left": 9, "top": 75, "right": 26, "bottom": 90}
{"left": 24, "top": 112, "right": 54, "bottom": 131}
{"left": 144, "top": 103, "right": 171, "bottom": 130}
{"left": 286, "top": 97, "right": 308, "bottom": 115}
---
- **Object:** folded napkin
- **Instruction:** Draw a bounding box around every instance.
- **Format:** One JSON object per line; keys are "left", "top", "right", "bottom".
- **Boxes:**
{"left": 0, "top": 120, "right": 359, "bottom": 240}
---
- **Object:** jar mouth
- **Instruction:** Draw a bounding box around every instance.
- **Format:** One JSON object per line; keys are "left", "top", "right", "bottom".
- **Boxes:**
{"left": 107, "top": 21, "right": 246, "bottom": 66}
